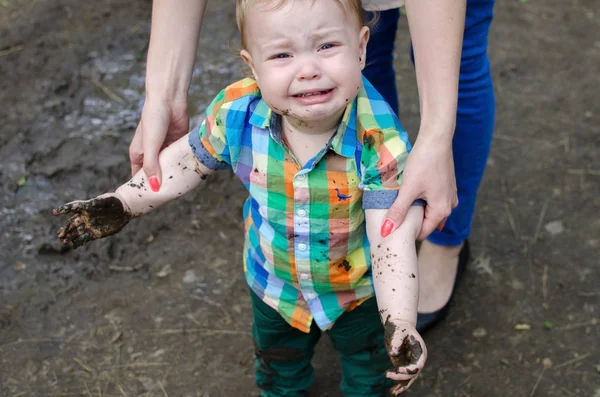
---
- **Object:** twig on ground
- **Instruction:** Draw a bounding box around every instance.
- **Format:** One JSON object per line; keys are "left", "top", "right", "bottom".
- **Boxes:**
{"left": 552, "top": 353, "right": 592, "bottom": 370}
{"left": 578, "top": 291, "right": 599, "bottom": 297}
{"left": 118, "top": 384, "right": 130, "bottom": 397}
{"left": 90, "top": 78, "right": 126, "bottom": 105}
{"left": 504, "top": 202, "right": 519, "bottom": 239}
{"left": 0, "top": 338, "right": 97, "bottom": 351}
{"left": 545, "top": 377, "right": 578, "bottom": 397}
{"left": 542, "top": 265, "right": 549, "bottom": 302}
{"left": 190, "top": 294, "right": 233, "bottom": 321}
{"left": 522, "top": 197, "right": 550, "bottom": 290}
{"left": 84, "top": 380, "right": 93, "bottom": 397}
{"left": 532, "top": 198, "right": 550, "bottom": 244}
{"left": 142, "top": 327, "right": 250, "bottom": 336}
{"left": 74, "top": 357, "right": 95, "bottom": 376}
{"left": 495, "top": 134, "right": 526, "bottom": 143}
{"left": 0, "top": 44, "right": 24, "bottom": 57}
{"left": 186, "top": 313, "right": 203, "bottom": 326}
{"left": 103, "top": 362, "right": 171, "bottom": 369}
{"left": 159, "top": 381, "right": 169, "bottom": 397}
{"left": 529, "top": 368, "right": 545, "bottom": 396}
{"left": 568, "top": 169, "right": 600, "bottom": 176}
{"left": 102, "top": 379, "right": 110, "bottom": 397}
{"left": 110, "top": 331, "right": 123, "bottom": 344}
{"left": 557, "top": 318, "right": 598, "bottom": 331}
{"left": 161, "top": 345, "right": 183, "bottom": 384}
{"left": 109, "top": 264, "right": 144, "bottom": 272}
{"left": 114, "top": 340, "right": 122, "bottom": 385}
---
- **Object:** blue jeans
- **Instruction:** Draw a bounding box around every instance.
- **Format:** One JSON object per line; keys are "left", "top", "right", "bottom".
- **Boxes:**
{"left": 363, "top": 0, "right": 496, "bottom": 247}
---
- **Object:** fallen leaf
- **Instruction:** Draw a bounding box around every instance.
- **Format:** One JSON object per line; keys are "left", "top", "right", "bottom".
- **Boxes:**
{"left": 183, "top": 270, "right": 197, "bottom": 284}
{"left": 156, "top": 264, "right": 173, "bottom": 278}
{"left": 544, "top": 220, "right": 564, "bottom": 236}
{"left": 473, "top": 327, "right": 487, "bottom": 338}
{"left": 473, "top": 255, "right": 494, "bottom": 276}
{"left": 110, "top": 331, "right": 122, "bottom": 344}
{"left": 514, "top": 323, "right": 531, "bottom": 331}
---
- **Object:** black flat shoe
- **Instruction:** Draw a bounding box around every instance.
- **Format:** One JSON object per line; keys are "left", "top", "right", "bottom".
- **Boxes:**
{"left": 416, "top": 240, "right": 470, "bottom": 333}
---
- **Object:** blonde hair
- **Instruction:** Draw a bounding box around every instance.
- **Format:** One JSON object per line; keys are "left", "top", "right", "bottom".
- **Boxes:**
{"left": 236, "top": 0, "right": 366, "bottom": 50}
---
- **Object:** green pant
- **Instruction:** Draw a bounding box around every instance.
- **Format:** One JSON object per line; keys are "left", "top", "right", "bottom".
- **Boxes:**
{"left": 251, "top": 292, "right": 393, "bottom": 397}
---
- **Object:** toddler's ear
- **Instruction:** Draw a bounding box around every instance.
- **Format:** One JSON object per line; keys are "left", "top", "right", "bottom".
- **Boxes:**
{"left": 358, "top": 26, "right": 370, "bottom": 70}
{"left": 240, "top": 50, "right": 260, "bottom": 84}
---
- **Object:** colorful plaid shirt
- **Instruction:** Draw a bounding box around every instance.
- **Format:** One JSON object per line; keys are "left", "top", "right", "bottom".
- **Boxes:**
{"left": 189, "top": 77, "right": 412, "bottom": 332}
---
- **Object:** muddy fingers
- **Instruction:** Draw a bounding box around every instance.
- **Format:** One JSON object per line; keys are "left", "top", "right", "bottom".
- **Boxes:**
{"left": 72, "top": 232, "right": 94, "bottom": 248}
{"left": 53, "top": 195, "right": 133, "bottom": 248}
{"left": 52, "top": 200, "right": 84, "bottom": 216}
{"left": 387, "top": 376, "right": 418, "bottom": 395}
{"left": 383, "top": 318, "right": 427, "bottom": 395}
{"left": 57, "top": 216, "right": 83, "bottom": 237}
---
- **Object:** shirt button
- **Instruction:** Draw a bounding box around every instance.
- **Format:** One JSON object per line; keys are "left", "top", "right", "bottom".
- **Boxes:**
{"left": 296, "top": 174, "right": 307, "bottom": 181}
{"left": 297, "top": 209, "right": 307, "bottom": 217}
{"left": 300, "top": 273, "right": 309, "bottom": 280}
{"left": 306, "top": 292, "right": 317, "bottom": 300}
{"left": 298, "top": 243, "right": 307, "bottom": 251}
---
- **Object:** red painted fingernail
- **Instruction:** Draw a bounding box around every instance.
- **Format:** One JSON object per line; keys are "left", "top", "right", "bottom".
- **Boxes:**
{"left": 380, "top": 218, "right": 394, "bottom": 237}
{"left": 149, "top": 176, "right": 160, "bottom": 192}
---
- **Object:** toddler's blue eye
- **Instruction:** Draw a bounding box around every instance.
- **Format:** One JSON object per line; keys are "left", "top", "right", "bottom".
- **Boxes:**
{"left": 274, "top": 53, "right": 289, "bottom": 59}
{"left": 320, "top": 43, "right": 334, "bottom": 50}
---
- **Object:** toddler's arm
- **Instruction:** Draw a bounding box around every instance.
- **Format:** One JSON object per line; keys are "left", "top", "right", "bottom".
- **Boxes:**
{"left": 365, "top": 205, "right": 426, "bottom": 395}
{"left": 53, "top": 133, "right": 212, "bottom": 247}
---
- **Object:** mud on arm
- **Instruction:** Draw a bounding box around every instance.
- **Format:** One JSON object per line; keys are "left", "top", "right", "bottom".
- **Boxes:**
{"left": 366, "top": 205, "right": 423, "bottom": 324}
{"left": 53, "top": 133, "right": 213, "bottom": 247}
{"left": 116, "top": 132, "right": 213, "bottom": 216}
{"left": 365, "top": 205, "right": 427, "bottom": 395}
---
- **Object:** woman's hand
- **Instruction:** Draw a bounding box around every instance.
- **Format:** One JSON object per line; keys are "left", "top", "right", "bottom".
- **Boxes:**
{"left": 128, "top": 0, "right": 209, "bottom": 188}
{"left": 383, "top": 0, "right": 465, "bottom": 240}
{"left": 129, "top": 98, "right": 190, "bottom": 188}
{"left": 383, "top": 135, "right": 458, "bottom": 240}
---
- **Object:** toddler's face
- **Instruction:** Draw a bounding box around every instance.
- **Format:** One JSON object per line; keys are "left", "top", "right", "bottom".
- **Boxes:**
{"left": 240, "top": 0, "right": 369, "bottom": 128}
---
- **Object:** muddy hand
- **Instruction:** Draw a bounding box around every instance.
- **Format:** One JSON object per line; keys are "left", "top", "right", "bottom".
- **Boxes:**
{"left": 383, "top": 319, "right": 427, "bottom": 395}
{"left": 52, "top": 194, "right": 132, "bottom": 248}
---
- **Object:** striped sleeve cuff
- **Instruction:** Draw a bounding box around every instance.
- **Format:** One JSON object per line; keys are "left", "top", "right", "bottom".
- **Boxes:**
{"left": 188, "top": 128, "right": 229, "bottom": 170}
{"left": 362, "top": 189, "right": 426, "bottom": 209}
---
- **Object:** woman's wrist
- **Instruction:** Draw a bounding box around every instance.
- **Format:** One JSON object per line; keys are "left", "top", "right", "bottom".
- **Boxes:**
{"left": 143, "top": 0, "right": 208, "bottom": 103}
{"left": 144, "top": 60, "right": 193, "bottom": 103}
{"left": 144, "top": 87, "right": 189, "bottom": 109}
{"left": 416, "top": 117, "right": 456, "bottom": 146}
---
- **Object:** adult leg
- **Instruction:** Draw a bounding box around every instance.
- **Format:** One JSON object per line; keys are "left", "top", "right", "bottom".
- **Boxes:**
{"left": 328, "top": 297, "right": 393, "bottom": 397}
{"left": 362, "top": 8, "right": 401, "bottom": 115}
{"left": 417, "top": 0, "right": 496, "bottom": 315}
{"left": 250, "top": 292, "right": 321, "bottom": 397}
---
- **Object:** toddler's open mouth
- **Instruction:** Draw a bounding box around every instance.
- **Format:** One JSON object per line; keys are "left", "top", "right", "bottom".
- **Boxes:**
{"left": 293, "top": 88, "right": 334, "bottom": 98}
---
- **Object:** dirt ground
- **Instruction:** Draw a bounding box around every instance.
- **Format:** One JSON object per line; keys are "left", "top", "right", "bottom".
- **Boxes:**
{"left": 1, "top": 0, "right": 599, "bottom": 396}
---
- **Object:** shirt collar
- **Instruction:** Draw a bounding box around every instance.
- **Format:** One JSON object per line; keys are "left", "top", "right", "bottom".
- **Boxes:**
{"left": 248, "top": 98, "right": 273, "bottom": 129}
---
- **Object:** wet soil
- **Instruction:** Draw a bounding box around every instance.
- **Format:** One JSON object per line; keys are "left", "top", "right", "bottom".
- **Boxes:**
{"left": 1, "top": 0, "right": 599, "bottom": 396}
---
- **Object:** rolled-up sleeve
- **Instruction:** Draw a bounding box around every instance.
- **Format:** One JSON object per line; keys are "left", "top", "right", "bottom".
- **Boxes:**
{"left": 188, "top": 89, "right": 231, "bottom": 170}
{"left": 359, "top": 127, "right": 409, "bottom": 209}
